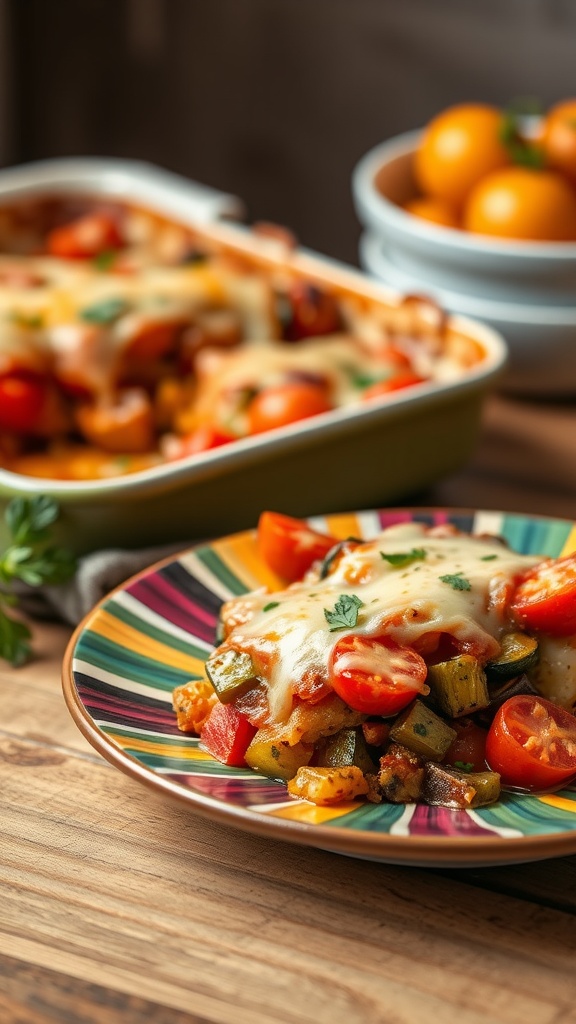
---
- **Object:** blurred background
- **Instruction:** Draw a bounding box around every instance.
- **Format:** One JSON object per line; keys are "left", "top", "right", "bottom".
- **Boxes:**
{"left": 3, "top": 0, "right": 576, "bottom": 263}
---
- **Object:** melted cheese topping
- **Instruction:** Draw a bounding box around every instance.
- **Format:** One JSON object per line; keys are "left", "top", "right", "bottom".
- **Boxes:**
{"left": 219, "top": 524, "right": 542, "bottom": 721}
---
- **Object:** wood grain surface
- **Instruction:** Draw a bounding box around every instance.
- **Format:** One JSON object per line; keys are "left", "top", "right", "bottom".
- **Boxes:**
{"left": 2, "top": 392, "right": 576, "bottom": 1024}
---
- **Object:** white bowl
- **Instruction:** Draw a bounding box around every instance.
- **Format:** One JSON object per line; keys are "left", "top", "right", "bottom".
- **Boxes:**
{"left": 352, "top": 131, "right": 576, "bottom": 394}
{"left": 352, "top": 131, "right": 576, "bottom": 306}
{"left": 361, "top": 231, "right": 576, "bottom": 396}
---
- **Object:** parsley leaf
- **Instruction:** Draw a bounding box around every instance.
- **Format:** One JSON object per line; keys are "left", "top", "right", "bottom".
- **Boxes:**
{"left": 324, "top": 593, "right": 363, "bottom": 631}
{"left": 380, "top": 547, "right": 427, "bottom": 568}
{"left": 262, "top": 601, "right": 280, "bottom": 612}
{"left": 453, "top": 761, "right": 474, "bottom": 773}
{"left": 439, "top": 572, "right": 471, "bottom": 591}
{"left": 480, "top": 554, "right": 498, "bottom": 561}
{"left": 0, "top": 496, "right": 77, "bottom": 666}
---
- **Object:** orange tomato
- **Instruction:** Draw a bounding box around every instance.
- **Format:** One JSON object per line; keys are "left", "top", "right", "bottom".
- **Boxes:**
{"left": 415, "top": 104, "right": 510, "bottom": 208}
{"left": 246, "top": 382, "right": 332, "bottom": 434}
{"left": 403, "top": 197, "right": 459, "bottom": 229}
{"left": 463, "top": 166, "right": 576, "bottom": 241}
{"left": 542, "top": 99, "right": 576, "bottom": 184}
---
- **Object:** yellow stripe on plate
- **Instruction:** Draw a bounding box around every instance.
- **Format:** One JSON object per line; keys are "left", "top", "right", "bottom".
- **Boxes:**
{"left": 324, "top": 513, "right": 362, "bottom": 540}
{"left": 91, "top": 609, "right": 206, "bottom": 674}
{"left": 107, "top": 733, "right": 212, "bottom": 759}
{"left": 264, "top": 800, "right": 360, "bottom": 824}
{"left": 213, "top": 530, "right": 285, "bottom": 591}
{"left": 537, "top": 793, "right": 576, "bottom": 814}
{"left": 560, "top": 525, "right": 576, "bottom": 556}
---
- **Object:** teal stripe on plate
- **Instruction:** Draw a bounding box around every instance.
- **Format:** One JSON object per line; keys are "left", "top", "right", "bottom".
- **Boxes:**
{"left": 323, "top": 801, "right": 409, "bottom": 833}
{"left": 479, "top": 792, "right": 576, "bottom": 834}
{"left": 194, "top": 545, "right": 250, "bottom": 596}
{"left": 76, "top": 631, "right": 197, "bottom": 689}
{"left": 500, "top": 514, "right": 572, "bottom": 557}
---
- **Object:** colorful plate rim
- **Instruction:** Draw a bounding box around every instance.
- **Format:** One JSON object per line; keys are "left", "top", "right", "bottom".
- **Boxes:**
{"left": 62, "top": 507, "right": 576, "bottom": 868}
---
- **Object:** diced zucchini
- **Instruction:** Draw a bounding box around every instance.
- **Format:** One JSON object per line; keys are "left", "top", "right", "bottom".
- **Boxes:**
{"left": 205, "top": 647, "right": 258, "bottom": 703}
{"left": 389, "top": 700, "right": 457, "bottom": 761}
{"left": 426, "top": 656, "right": 490, "bottom": 717}
{"left": 245, "top": 730, "right": 312, "bottom": 781}
{"left": 485, "top": 632, "right": 539, "bottom": 682}
{"left": 423, "top": 763, "right": 501, "bottom": 808}
{"left": 316, "top": 727, "right": 377, "bottom": 774}
{"left": 287, "top": 765, "right": 369, "bottom": 805}
{"left": 378, "top": 743, "right": 425, "bottom": 803}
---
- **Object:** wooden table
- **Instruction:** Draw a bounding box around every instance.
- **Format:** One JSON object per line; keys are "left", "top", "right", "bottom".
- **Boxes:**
{"left": 2, "top": 392, "right": 576, "bottom": 1024}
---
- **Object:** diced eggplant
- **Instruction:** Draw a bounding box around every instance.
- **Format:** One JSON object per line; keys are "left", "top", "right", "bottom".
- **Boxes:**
{"left": 389, "top": 699, "right": 457, "bottom": 761}
{"left": 423, "top": 762, "right": 501, "bottom": 808}
{"left": 477, "top": 672, "right": 540, "bottom": 725}
{"left": 378, "top": 743, "right": 425, "bottom": 803}
{"left": 485, "top": 632, "right": 539, "bottom": 682}
{"left": 205, "top": 647, "right": 258, "bottom": 703}
{"left": 316, "top": 727, "right": 377, "bottom": 774}
{"left": 426, "top": 656, "right": 490, "bottom": 717}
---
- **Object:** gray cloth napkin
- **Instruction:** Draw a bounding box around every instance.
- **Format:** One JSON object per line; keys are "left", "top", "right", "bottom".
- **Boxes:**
{"left": 16, "top": 543, "right": 187, "bottom": 625}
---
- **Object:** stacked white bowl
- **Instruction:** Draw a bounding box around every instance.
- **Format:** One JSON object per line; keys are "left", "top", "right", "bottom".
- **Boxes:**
{"left": 352, "top": 130, "right": 576, "bottom": 395}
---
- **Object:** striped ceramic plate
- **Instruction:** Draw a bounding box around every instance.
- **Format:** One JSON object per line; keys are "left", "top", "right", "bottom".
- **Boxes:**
{"left": 63, "top": 508, "right": 576, "bottom": 868}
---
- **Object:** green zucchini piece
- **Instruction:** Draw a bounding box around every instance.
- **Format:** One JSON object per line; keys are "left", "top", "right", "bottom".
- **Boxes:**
{"left": 389, "top": 700, "right": 457, "bottom": 761}
{"left": 316, "top": 727, "right": 377, "bottom": 774}
{"left": 423, "top": 763, "right": 501, "bottom": 808}
{"left": 485, "top": 632, "right": 539, "bottom": 682}
{"left": 205, "top": 648, "right": 258, "bottom": 704}
{"left": 426, "top": 656, "right": 490, "bottom": 717}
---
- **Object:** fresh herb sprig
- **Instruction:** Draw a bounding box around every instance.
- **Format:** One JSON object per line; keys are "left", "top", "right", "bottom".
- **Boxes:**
{"left": 0, "top": 496, "right": 77, "bottom": 666}
{"left": 324, "top": 593, "right": 363, "bottom": 631}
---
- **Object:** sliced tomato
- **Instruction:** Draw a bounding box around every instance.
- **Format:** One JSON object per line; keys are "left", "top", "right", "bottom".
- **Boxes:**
{"left": 485, "top": 695, "right": 576, "bottom": 790}
{"left": 362, "top": 371, "right": 425, "bottom": 401}
{"left": 0, "top": 373, "right": 47, "bottom": 433}
{"left": 511, "top": 554, "right": 576, "bottom": 636}
{"left": 257, "top": 511, "right": 335, "bottom": 581}
{"left": 200, "top": 702, "right": 257, "bottom": 767}
{"left": 47, "top": 212, "right": 123, "bottom": 259}
{"left": 443, "top": 718, "right": 488, "bottom": 773}
{"left": 246, "top": 381, "right": 332, "bottom": 434}
{"left": 329, "top": 634, "right": 429, "bottom": 717}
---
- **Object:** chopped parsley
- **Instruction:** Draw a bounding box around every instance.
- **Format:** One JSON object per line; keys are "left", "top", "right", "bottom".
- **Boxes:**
{"left": 413, "top": 723, "right": 428, "bottom": 736}
{"left": 439, "top": 572, "right": 471, "bottom": 591}
{"left": 380, "top": 547, "right": 427, "bottom": 568}
{"left": 453, "top": 761, "right": 474, "bottom": 773}
{"left": 80, "top": 297, "right": 130, "bottom": 324}
{"left": 263, "top": 601, "right": 280, "bottom": 612}
{"left": 480, "top": 554, "right": 498, "bottom": 561}
{"left": 324, "top": 593, "right": 363, "bottom": 631}
{"left": 92, "top": 249, "right": 117, "bottom": 272}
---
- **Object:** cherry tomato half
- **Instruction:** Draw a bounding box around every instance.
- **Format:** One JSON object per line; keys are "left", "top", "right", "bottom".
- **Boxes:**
{"left": 173, "top": 424, "right": 237, "bottom": 459}
{"left": 47, "top": 212, "right": 123, "bottom": 259}
{"left": 329, "top": 634, "right": 429, "bottom": 717}
{"left": 0, "top": 373, "right": 47, "bottom": 433}
{"left": 485, "top": 695, "right": 576, "bottom": 791}
{"left": 257, "top": 511, "right": 335, "bottom": 581}
{"left": 247, "top": 382, "right": 332, "bottom": 434}
{"left": 511, "top": 553, "right": 576, "bottom": 636}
